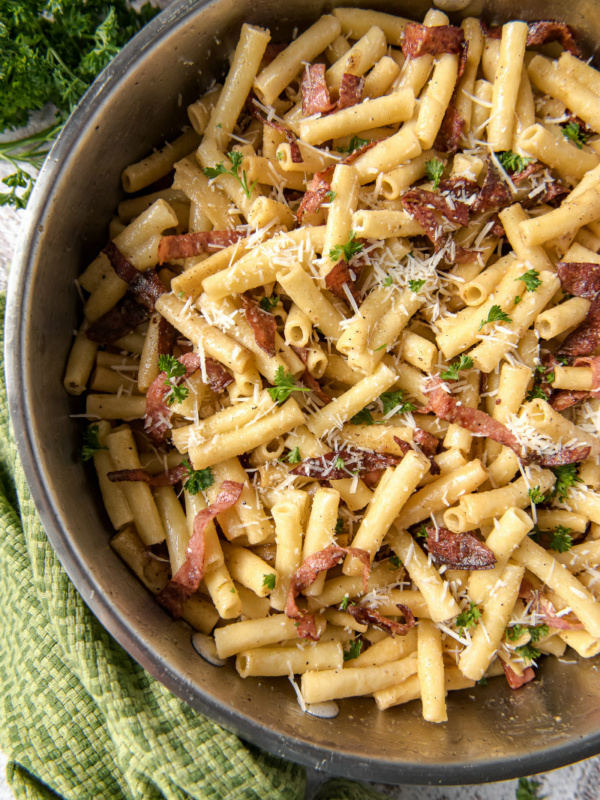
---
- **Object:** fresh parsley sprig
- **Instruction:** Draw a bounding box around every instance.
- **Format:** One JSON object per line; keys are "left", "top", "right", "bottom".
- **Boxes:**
{"left": 79, "top": 424, "right": 107, "bottom": 462}
{"left": 183, "top": 461, "right": 214, "bottom": 494}
{"left": 551, "top": 463, "right": 582, "bottom": 503}
{"left": 343, "top": 639, "right": 363, "bottom": 661}
{"left": 262, "top": 573, "right": 276, "bottom": 591}
{"left": 478, "top": 304, "right": 512, "bottom": 330}
{"left": 329, "top": 230, "right": 364, "bottom": 263}
{"left": 516, "top": 777, "right": 545, "bottom": 800}
{"left": 380, "top": 390, "right": 416, "bottom": 416}
{"left": 408, "top": 278, "right": 426, "bottom": 293}
{"left": 350, "top": 407, "right": 377, "bottom": 426}
{"left": 440, "top": 354, "right": 474, "bottom": 381}
{"left": 337, "top": 135, "right": 368, "bottom": 154}
{"left": 425, "top": 157, "right": 444, "bottom": 189}
{"left": 563, "top": 121, "right": 588, "bottom": 149}
{"left": 548, "top": 525, "right": 574, "bottom": 553}
{"left": 456, "top": 601, "right": 481, "bottom": 636}
{"left": 528, "top": 486, "right": 545, "bottom": 505}
{"left": 516, "top": 269, "right": 542, "bottom": 292}
{"left": 259, "top": 295, "right": 279, "bottom": 312}
{"left": 158, "top": 354, "right": 189, "bottom": 406}
{"left": 203, "top": 150, "right": 257, "bottom": 198}
{"left": 267, "top": 366, "right": 310, "bottom": 404}
{"left": 496, "top": 150, "right": 532, "bottom": 173}
{"left": 282, "top": 446, "right": 302, "bottom": 464}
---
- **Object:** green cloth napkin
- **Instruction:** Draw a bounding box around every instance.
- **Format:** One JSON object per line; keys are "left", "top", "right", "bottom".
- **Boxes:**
{"left": 0, "top": 294, "right": 386, "bottom": 800}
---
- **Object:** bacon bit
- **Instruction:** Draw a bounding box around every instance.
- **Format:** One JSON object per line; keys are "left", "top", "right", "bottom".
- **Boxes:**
{"left": 300, "top": 370, "right": 331, "bottom": 405}
{"left": 301, "top": 63, "right": 336, "bottom": 116}
{"left": 560, "top": 296, "right": 600, "bottom": 357}
{"left": 290, "top": 449, "right": 402, "bottom": 480}
{"left": 296, "top": 170, "right": 332, "bottom": 224}
{"left": 157, "top": 231, "right": 247, "bottom": 264}
{"left": 86, "top": 295, "right": 148, "bottom": 344}
{"left": 538, "top": 444, "right": 591, "bottom": 465}
{"left": 325, "top": 258, "right": 361, "bottom": 305}
{"left": 503, "top": 661, "right": 536, "bottom": 690}
{"left": 490, "top": 217, "right": 506, "bottom": 239}
{"left": 402, "top": 188, "right": 469, "bottom": 245}
{"left": 526, "top": 20, "right": 582, "bottom": 58}
{"left": 423, "top": 526, "right": 496, "bottom": 570}
{"left": 553, "top": 355, "right": 600, "bottom": 411}
{"left": 107, "top": 465, "right": 188, "bottom": 486}
{"left": 393, "top": 434, "right": 441, "bottom": 475}
{"left": 103, "top": 241, "right": 166, "bottom": 312}
{"left": 439, "top": 177, "right": 480, "bottom": 203}
{"left": 239, "top": 294, "right": 277, "bottom": 357}
{"left": 574, "top": 356, "right": 600, "bottom": 390}
{"left": 145, "top": 353, "right": 232, "bottom": 445}
{"left": 551, "top": 389, "right": 590, "bottom": 411}
{"left": 414, "top": 427, "right": 440, "bottom": 457}
{"left": 341, "top": 139, "right": 379, "bottom": 165}
{"left": 518, "top": 577, "right": 537, "bottom": 602}
{"left": 361, "top": 469, "right": 385, "bottom": 487}
{"left": 157, "top": 481, "right": 243, "bottom": 618}
{"left": 290, "top": 345, "right": 309, "bottom": 364}
{"left": 103, "top": 241, "right": 138, "bottom": 283}
{"left": 286, "top": 545, "right": 371, "bottom": 640}
{"left": 249, "top": 100, "right": 303, "bottom": 162}
{"left": 347, "top": 603, "right": 415, "bottom": 636}
{"left": 263, "top": 42, "right": 288, "bottom": 63}
{"left": 433, "top": 106, "right": 466, "bottom": 154}
{"left": 557, "top": 262, "right": 600, "bottom": 300}
{"left": 472, "top": 159, "right": 512, "bottom": 213}
{"left": 402, "top": 22, "right": 465, "bottom": 58}
{"left": 338, "top": 73, "right": 364, "bottom": 110}
{"left": 158, "top": 316, "right": 177, "bottom": 356}
{"left": 538, "top": 596, "right": 584, "bottom": 630}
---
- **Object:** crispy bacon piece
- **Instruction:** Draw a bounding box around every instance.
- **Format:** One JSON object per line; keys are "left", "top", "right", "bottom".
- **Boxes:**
{"left": 423, "top": 526, "right": 496, "bottom": 570}
{"left": 158, "top": 315, "right": 177, "bottom": 356}
{"left": 263, "top": 42, "right": 287, "bottom": 62}
{"left": 348, "top": 603, "right": 415, "bottom": 636}
{"left": 249, "top": 101, "right": 303, "bottom": 162}
{"left": 301, "top": 63, "right": 336, "bottom": 116}
{"left": 300, "top": 370, "right": 331, "bottom": 405}
{"left": 157, "top": 481, "right": 243, "bottom": 618}
{"left": 481, "top": 20, "right": 582, "bottom": 57}
{"left": 157, "top": 231, "right": 247, "bottom": 264}
{"left": 560, "top": 297, "right": 600, "bottom": 357}
{"left": 290, "top": 449, "right": 401, "bottom": 480}
{"left": 538, "top": 444, "right": 591, "bottom": 465}
{"left": 239, "top": 294, "right": 277, "bottom": 357}
{"left": 103, "top": 241, "right": 138, "bottom": 283}
{"left": 472, "top": 159, "right": 512, "bottom": 213}
{"left": 551, "top": 389, "right": 590, "bottom": 411}
{"left": 338, "top": 73, "right": 364, "bottom": 110}
{"left": 145, "top": 353, "right": 232, "bottom": 445}
{"left": 536, "top": 181, "right": 569, "bottom": 208}
{"left": 393, "top": 435, "right": 441, "bottom": 475}
{"left": 439, "top": 177, "right": 480, "bottom": 204}
{"left": 286, "top": 545, "right": 371, "bottom": 640}
{"left": 414, "top": 427, "right": 440, "bottom": 457}
{"left": 537, "top": 596, "right": 584, "bottom": 630}
{"left": 503, "top": 662, "right": 536, "bottom": 690}
{"left": 325, "top": 258, "right": 361, "bottom": 305}
{"left": 402, "top": 188, "right": 469, "bottom": 244}
{"left": 556, "top": 262, "right": 600, "bottom": 300}
{"left": 361, "top": 469, "right": 385, "bottom": 488}
{"left": 296, "top": 170, "right": 332, "bottom": 223}
{"left": 575, "top": 356, "right": 600, "bottom": 390}
{"left": 103, "top": 241, "right": 167, "bottom": 312}
{"left": 86, "top": 294, "right": 149, "bottom": 344}
{"left": 402, "top": 22, "right": 465, "bottom": 58}
{"left": 107, "top": 465, "right": 188, "bottom": 486}
{"left": 433, "top": 106, "right": 466, "bottom": 154}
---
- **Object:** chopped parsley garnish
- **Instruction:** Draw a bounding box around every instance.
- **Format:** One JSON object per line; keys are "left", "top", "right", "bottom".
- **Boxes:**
{"left": 515, "top": 642, "right": 541, "bottom": 662}
{"left": 528, "top": 624, "right": 549, "bottom": 643}
{"left": 389, "top": 555, "right": 402, "bottom": 569}
{"left": 563, "top": 121, "right": 588, "bottom": 150}
{"left": 340, "top": 595, "right": 350, "bottom": 610}
{"left": 380, "top": 390, "right": 416, "bottom": 416}
{"left": 528, "top": 486, "right": 545, "bottom": 505}
{"left": 335, "top": 518, "right": 344, "bottom": 535}
{"left": 79, "top": 424, "right": 107, "bottom": 462}
{"left": 507, "top": 624, "right": 527, "bottom": 641}
{"left": 526, "top": 384, "right": 550, "bottom": 402}
{"left": 415, "top": 524, "right": 428, "bottom": 539}
{"left": 516, "top": 269, "right": 542, "bottom": 292}
{"left": 262, "top": 573, "right": 276, "bottom": 591}
{"left": 374, "top": 343, "right": 388, "bottom": 352}
{"left": 477, "top": 676, "right": 488, "bottom": 686}
{"left": 325, "top": 190, "right": 337, "bottom": 202}
{"left": 516, "top": 777, "right": 545, "bottom": 800}
{"left": 337, "top": 135, "right": 369, "bottom": 154}
{"left": 508, "top": 623, "right": 549, "bottom": 643}
{"left": 456, "top": 602, "right": 481, "bottom": 636}
{"left": 334, "top": 455, "right": 346, "bottom": 470}
{"left": 267, "top": 366, "right": 310, "bottom": 404}
{"left": 203, "top": 150, "right": 257, "bottom": 198}
{"left": 158, "top": 354, "right": 189, "bottom": 406}
{"left": 549, "top": 525, "right": 574, "bottom": 553}
{"left": 551, "top": 463, "right": 582, "bottom": 503}
{"left": 343, "top": 639, "right": 363, "bottom": 661}
{"left": 183, "top": 461, "right": 214, "bottom": 494}
{"left": 425, "top": 157, "right": 444, "bottom": 189}
{"left": 440, "top": 354, "right": 474, "bottom": 381}
{"left": 178, "top": 290, "right": 185, "bottom": 299}
{"left": 329, "top": 230, "right": 364, "bottom": 263}
{"left": 408, "top": 278, "right": 426, "bottom": 293}
{"left": 283, "top": 446, "right": 302, "bottom": 464}
{"left": 514, "top": 295, "right": 522, "bottom": 305}
{"left": 382, "top": 275, "right": 394, "bottom": 287}
{"left": 496, "top": 150, "right": 532, "bottom": 173}
{"left": 350, "top": 407, "right": 376, "bottom": 426}
{"left": 259, "top": 294, "right": 279, "bottom": 312}
{"left": 478, "top": 304, "right": 512, "bottom": 330}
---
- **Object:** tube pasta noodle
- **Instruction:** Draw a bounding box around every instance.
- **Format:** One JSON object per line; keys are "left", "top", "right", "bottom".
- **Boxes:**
{"left": 66, "top": 8, "right": 600, "bottom": 725}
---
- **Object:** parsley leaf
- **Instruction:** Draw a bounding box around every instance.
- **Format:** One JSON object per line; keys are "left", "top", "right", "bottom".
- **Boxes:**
{"left": 334, "top": 455, "right": 346, "bottom": 470}
{"left": 549, "top": 525, "right": 574, "bottom": 553}
{"left": 259, "top": 295, "right": 279, "bottom": 312}
{"left": 515, "top": 643, "right": 541, "bottom": 662}
{"left": 343, "top": 639, "right": 363, "bottom": 661}
{"left": 79, "top": 424, "right": 107, "bottom": 462}
{"left": 563, "top": 121, "right": 588, "bottom": 150}
{"left": 456, "top": 602, "right": 481, "bottom": 636}
{"left": 440, "top": 354, "right": 474, "bottom": 381}
{"left": 478, "top": 304, "right": 512, "bottom": 330}
{"left": 551, "top": 463, "right": 582, "bottom": 503}
{"left": 496, "top": 151, "right": 532, "bottom": 173}
{"left": 415, "top": 524, "right": 428, "bottom": 539}
{"left": 335, "top": 518, "right": 344, "bottom": 535}
{"left": 262, "top": 573, "right": 276, "bottom": 591}
{"left": 340, "top": 595, "right": 350, "bottom": 610}
{"left": 408, "top": 278, "right": 426, "bottom": 293}
{"left": 528, "top": 486, "right": 545, "bottom": 505}
{"left": 528, "top": 624, "right": 549, "bottom": 643}
{"left": 389, "top": 555, "right": 402, "bottom": 569}
{"left": 514, "top": 295, "right": 522, "bottom": 305}
{"left": 329, "top": 230, "right": 364, "bottom": 263}
{"left": 380, "top": 390, "right": 416, "bottom": 416}
{"left": 325, "top": 190, "right": 337, "bottom": 202}
{"left": 283, "top": 446, "right": 302, "bottom": 464}
{"left": 203, "top": 150, "right": 257, "bottom": 198}
{"left": 425, "top": 157, "right": 444, "bottom": 189}
{"left": 382, "top": 275, "right": 394, "bottom": 287}
{"left": 351, "top": 407, "right": 376, "bottom": 426}
{"left": 516, "top": 269, "right": 542, "bottom": 292}
{"left": 337, "top": 135, "right": 369, "bottom": 154}
{"left": 267, "top": 366, "right": 310, "bottom": 403}
{"left": 158, "top": 354, "right": 189, "bottom": 406}
{"left": 516, "top": 777, "right": 545, "bottom": 800}
{"left": 183, "top": 461, "right": 214, "bottom": 494}
{"left": 507, "top": 624, "right": 527, "bottom": 641}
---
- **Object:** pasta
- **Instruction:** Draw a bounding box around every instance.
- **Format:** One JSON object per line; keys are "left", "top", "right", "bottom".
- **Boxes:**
{"left": 66, "top": 8, "right": 600, "bottom": 724}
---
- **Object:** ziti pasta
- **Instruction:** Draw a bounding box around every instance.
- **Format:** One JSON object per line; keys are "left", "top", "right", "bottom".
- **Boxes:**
{"left": 67, "top": 9, "right": 600, "bottom": 722}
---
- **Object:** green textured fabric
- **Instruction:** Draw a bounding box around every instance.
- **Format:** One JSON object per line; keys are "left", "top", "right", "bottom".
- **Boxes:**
{"left": 0, "top": 294, "right": 386, "bottom": 800}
